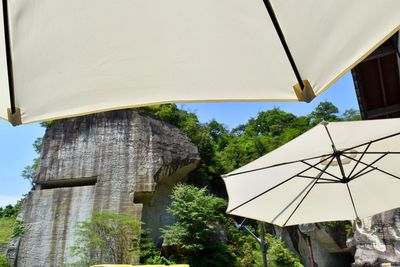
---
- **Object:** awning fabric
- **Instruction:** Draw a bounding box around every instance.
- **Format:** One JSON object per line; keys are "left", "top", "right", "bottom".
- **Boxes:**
{"left": 1, "top": 0, "right": 399, "bottom": 124}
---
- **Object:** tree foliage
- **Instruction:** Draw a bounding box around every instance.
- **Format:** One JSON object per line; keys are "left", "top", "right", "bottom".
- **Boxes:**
{"left": 267, "top": 235, "right": 303, "bottom": 267}
{"left": 138, "top": 102, "right": 358, "bottom": 181}
{"left": 161, "top": 184, "right": 256, "bottom": 267}
{"left": 0, "top": 255, "right": 10, "bottom": 267}
{"left": 21, "top": 136, "right": 43, "bottom": 188}
{"left": 161, "top": 184, "right": 227, "bottom": 252}
{"left": 161, "top": 184, "right": 304, "bottom": 267}
{"left": 71, "top": 211, "right": 141, "bottom": 265}
{"left": 0, "top": 200, "right": 22, "bottom": 218}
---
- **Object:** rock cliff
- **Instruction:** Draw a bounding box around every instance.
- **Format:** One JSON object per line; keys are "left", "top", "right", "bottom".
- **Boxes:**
{"left": 347, "top": 208, "right": 400, "bottom": 267}
{"left": 13, "top": 110, "right": 200, "bottom": 266}
{"left": 276, "top": 223, "right": 353, "bottom": 267}
{"left": 278, "top": 208, "right": 400, "bottom": 267}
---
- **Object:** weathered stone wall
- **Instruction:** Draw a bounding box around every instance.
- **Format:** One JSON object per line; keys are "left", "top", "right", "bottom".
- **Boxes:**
{"left": 0, "top": 243, "right": 7, "bottom": 255}
{"left": 279, "top": 209, "right": 400, "bottom": 267}
{"left": 17, "top": 187, "right": 95, "bottom": 266}
{"left": 15, "top": 110, "right": 200, "bottom": 266}
{"left": 347, "top": 208, "right": 400, "bottom": 267}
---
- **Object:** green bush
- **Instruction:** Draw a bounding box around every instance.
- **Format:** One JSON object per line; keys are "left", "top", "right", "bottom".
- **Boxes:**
{"left": 71, "top": 211, "right": 141, "bottom": 265}
{"left": 0, "top": 255, "right": 10, "bottom": 267}
{"left": 0, "top": 201, "right": 21, "bottom": 218}
{"left": 12, "top": 220, "right": 25, "bottom": 238}
{"left": 0, "top": 218, "right": 14, "bottom": 243}
{"left": 139, "top": 229, "right": 175, "bottom": 265}
{"left": 161, "top": 184, "right": 259, "bottom": 267}
{"left": 267, "top": 235, "right": 303, "bottom": 267}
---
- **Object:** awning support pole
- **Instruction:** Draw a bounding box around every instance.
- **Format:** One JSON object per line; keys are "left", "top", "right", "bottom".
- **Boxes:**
{"left": 236, "top": 219, "right": 268, "bottom": 267}
{"left": 260, "top": 222, "right": 268, "bottom": 267}
{"left": 2, "top": 0, "right": 20, "bottom": 126}
{"left": 262, "top": 0, "right": 304, "bottom": 89}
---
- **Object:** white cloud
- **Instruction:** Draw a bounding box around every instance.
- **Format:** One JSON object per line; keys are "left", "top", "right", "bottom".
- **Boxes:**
{"left": 0, "top": 195, "right": 21, "bottom": 208}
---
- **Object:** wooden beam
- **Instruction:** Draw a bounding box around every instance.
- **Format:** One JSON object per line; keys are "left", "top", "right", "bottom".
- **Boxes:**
{"left": 366, "top": 103, "right": 400, "bottom": 118}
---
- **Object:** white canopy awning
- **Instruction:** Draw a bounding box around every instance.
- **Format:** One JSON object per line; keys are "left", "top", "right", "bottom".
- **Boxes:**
{"left": 1, "top": 0, "right": 399, "bottom": 124}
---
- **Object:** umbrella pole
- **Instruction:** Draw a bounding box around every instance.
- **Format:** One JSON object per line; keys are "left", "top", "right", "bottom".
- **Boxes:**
{"left": 236, "top": 219, "right": 268, "bottom": 267}
{"left": 260, "top": 222, "right": 268, "bottom": 267}
{"left": 307, "top": 235, "right": 315, "bottom": 267}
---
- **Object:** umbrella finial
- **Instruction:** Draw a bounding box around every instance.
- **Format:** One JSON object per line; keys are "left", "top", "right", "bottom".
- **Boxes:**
{"left": 320, "top": 120, "right": 329, "bottom": 127}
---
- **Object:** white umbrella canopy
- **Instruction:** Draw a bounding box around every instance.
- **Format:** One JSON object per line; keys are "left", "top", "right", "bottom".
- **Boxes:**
{"left": 223, "top": 118, "right": 400, "bottom": 226}
{"left": 0, "top": 0, "right": 399, "bottom": 125}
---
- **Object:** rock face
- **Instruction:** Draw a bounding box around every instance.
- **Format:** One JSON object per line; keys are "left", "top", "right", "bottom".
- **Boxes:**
{"left": 347, "top": 208, "right": 400, "bottom": 266}
{"left": 277, "top": 223, "right": 354, "bottom": 267}
{"left": 14, "top": 110, "right": 200, "bottom": 266}
{"left": 279, "top": 210, "right": 400, "bottom": 267}
{"left": 0, "top": 243, "right": 7, "bottom": 255}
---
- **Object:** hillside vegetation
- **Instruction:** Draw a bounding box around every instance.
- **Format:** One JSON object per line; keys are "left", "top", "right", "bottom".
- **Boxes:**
{"left": 0, "top": 202, "right": 21, "bottom": 243}
{"left": 137, "top": 102, "right": 359, "bottom": 195}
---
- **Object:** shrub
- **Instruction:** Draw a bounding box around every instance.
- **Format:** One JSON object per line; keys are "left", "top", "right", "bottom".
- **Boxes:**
{"left": 267, "top": 235, "right": 303, "bottom": 267}
{"left": 71, "top": 211, "right": 141, "bottom": 265}
{"left": 0, "top": 255, "right": 10, "bottom": 267}
{"left": 161, "top": 184, "right": 257, "bottom": 267}
{"left": 12, "top": 220, "right": 25, "bottom": 238}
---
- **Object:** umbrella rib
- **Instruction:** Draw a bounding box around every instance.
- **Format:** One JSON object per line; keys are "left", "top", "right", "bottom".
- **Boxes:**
{"left": 347, "top": 153, "right": 388, "bottom": 178}
{"left": 348, "top": 167, "right": 376, "bottom": 182}
{"left": 297, "top": 175, "right": 340, "bottom": 183}
{"left": 271, "top": 179, "right": 315, "bottom": 224}
{"left": 348, "top": 142, "right": 372, "bottom": 178}
{"left": 342, "top": 132, "right": 400, "bottom": 152}
{"left": 225, "top": 154, "right": 331, "bottom": 178}
{"left": 2, "top": 0, "right": 16, "bottom": 114}
{"left": 262, "top": 0, "right": 305, "bottom": 89}
{"left": 343, "top": 151, "right": 400, "bottom": 155}
{"left": 342, "top": 154, "right": 400, "bottom": 182}
{"left": 282, "top": 157, "right": 335, "bottom": 227}
{"left": 346, "top": 183, "right": 359, "bottom": 219}
{"left": 322, "top": 122, "right": 337, "bottom": 150}
{"left": 227, "top": 155, "right": 334, "bottom": 214}
{"left": 301, "top": 160, "right": 341, "bottom": 181}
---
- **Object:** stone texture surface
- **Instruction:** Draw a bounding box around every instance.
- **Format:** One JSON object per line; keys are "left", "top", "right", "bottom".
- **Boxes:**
{"left": 279, "top": 210, "right": 400, "bottom": 267}
{"left": 277, "top": 223, "right": 354, "bottom": 267}
{"left": 17, "top": 187, "right": 95, "bottom": 266}
{"left": 0, "top": 243, "right": 7, "bottom": 255}
{"left": 15, "top": 110, "right": 200, "bottom": 266}
{"left": 347, "top": 208, "right": 400, "bottom": 267}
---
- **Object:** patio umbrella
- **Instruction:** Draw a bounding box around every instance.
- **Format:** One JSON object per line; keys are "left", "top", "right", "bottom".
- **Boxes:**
{"left": 0, "top": 0, "right": 399, "bottom": 125}
{"left": 223, "top": 118, "right": 400, "bottom": 226}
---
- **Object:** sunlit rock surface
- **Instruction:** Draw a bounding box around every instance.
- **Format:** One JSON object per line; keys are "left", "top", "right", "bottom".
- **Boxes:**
{"left": 347, "top": 208, "right": 400, "bottom": 267}
{"left": 15, "top": 110, "right": 200, "bottom": 266}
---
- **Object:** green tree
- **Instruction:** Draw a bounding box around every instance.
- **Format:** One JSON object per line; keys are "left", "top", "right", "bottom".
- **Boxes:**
{"left": 21, "top": 136, "right": 43, "bottom": 188}
{"left": 161, "top": 184, "right": 255, "bottom": 267}
{"left": 21, "top": 165, "right": 35, "bottom": 187}
{"left": 342, "top": 108, "right": 361, "bottom": 121}
{"left": 161, "top": 184, "right": 227, "bottom": 252}
{"left": 72, "top": 211, "right": 141, "bottom": 265}
{"left": 310, "top": 101, "right": 340, "bottom": 123}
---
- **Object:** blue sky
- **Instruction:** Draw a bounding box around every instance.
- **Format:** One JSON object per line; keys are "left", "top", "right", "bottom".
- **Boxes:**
{"left": 0, "top": 72, "right": 359, "bottom": 207}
